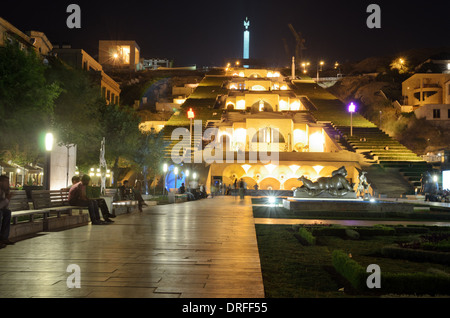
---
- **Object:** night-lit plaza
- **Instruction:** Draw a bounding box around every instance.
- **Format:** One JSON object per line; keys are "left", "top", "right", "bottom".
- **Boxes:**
{"left": 1, "top": 0, "right": 450, "bottom": 310}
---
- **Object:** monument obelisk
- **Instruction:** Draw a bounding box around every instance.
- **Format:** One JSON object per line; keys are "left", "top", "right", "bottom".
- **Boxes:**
{"left": 243, "top": 17, "right": 250, "bottom": 60}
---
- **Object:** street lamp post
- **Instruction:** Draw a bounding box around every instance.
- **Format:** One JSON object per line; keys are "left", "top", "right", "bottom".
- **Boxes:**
{"left": 44, "top": 132, "right": 53, "bottom": 190}
{"left": 163, "top": 163, "right": 168, "bottom": 197}
{"left": 316, "top": 60, "right": 324, "bottom": 82}
{"left": 348, "top": 103, "right": 356, "bottom": 137}
{"left": 174, "top": 166, "right": 179, "bottom": 191}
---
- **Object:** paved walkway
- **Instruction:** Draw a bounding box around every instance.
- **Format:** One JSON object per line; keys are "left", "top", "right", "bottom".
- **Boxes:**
{"left": 0, "top": 196, "right": 265, "bottom": 298}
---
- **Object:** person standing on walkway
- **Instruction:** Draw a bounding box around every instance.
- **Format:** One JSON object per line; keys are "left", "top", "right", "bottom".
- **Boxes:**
{"left": 68, "top": 175, "right": 108, "bottom": 225}
{"left": 0, "top": 176, "right": 14, "bottom": 248}
{"left": 239, "top": 179, "right": 245, "bottom": 200}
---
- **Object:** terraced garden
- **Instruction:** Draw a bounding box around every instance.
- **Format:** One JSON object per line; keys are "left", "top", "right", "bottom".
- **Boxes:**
{"left": 256, "top": 222, "right": 450, "bottom": 297}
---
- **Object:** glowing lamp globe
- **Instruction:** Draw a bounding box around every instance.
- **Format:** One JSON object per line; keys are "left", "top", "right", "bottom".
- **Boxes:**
{"left": 348, "top": 103, "right": 356, "bottom": 113}
{"left": 187, "top": 108, "right": 195, "bottom": 119}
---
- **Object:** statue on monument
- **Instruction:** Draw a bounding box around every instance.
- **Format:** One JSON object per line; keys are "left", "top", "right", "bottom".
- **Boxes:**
{"left": 356, "top": 168, "right": 371, "bottom": 199}
{"left": 294, "top": 166, "right": 356, "bottom": 198}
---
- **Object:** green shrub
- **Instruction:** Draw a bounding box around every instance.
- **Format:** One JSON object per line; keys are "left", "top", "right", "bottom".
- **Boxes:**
{"left": 422, "top": 239, "right": 450, "bottom": 252}
{"left": 345, "top": 229, "right": 360, "bottom": 240}
{"left": 381, "top": 245, "right": 450, "bottom": 265}
{"left": 394, "top": 226, "right": 430, "bottom": 234}
{"left": 331, "top": 250, "right": 367, "bottom": 290}
{"left": 297, "top": 227, "right": 316, "bottom": 246}
{"left": 356, "top": 226, "right": 395, "bottom": 236}
{"left": 381, "top": 272, "right": 450, "bottom": 295}
{"left": 333, "top": 249, "right": 450, "bottom": 295}
{"left": 311, "top": 226, "right": 347, "bottom": 238}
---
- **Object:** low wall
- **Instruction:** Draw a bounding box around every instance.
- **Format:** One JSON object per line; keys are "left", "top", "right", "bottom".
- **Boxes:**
{"left": 9, "top": 213, "right": 89, "bottom": 240}
{"left": 283, "top": 198, "right": 414, "bottom": 213}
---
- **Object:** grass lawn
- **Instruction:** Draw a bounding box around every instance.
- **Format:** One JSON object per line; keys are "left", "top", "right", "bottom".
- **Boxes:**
{"left": 255, "top": 224, "right": 350, "bottom": 297}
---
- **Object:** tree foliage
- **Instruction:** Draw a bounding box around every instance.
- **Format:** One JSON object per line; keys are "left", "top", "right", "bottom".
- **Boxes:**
{"left": 0, "top": 43, "right": 61, "bottom": 164}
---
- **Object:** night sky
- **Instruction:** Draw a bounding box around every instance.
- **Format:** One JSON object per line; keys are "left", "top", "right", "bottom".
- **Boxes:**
{"left": 2, "top": 0, "right": 449, "bottom": 67}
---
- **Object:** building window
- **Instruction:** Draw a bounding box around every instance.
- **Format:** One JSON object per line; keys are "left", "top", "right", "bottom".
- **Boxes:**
{"left": 433, "top": 109, "right": 440, "bottom": 119}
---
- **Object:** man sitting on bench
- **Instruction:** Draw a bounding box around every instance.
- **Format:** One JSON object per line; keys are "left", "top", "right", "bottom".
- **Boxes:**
{"left": 71, "top": 176, "right": 115, "bottom": 222}
{"left": 68, "top": 175, "right": 112, "bottom": 225}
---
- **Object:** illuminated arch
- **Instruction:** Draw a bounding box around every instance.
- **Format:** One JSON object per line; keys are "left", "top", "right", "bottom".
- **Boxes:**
{"left": 251, "top": 127, "right": 285, "bottom": 143}
{"left": 249, "top": 73, "right": 262, "bottom": 78}
{"left": 283, "top": 178, "right": 302, "bottom": 191}
{"left": 251, "top": 100, "right": 273, "bottom": 112}
{"left": 226, "top": 102, "right": 235, "bottom": 110}
{"left": 223, "top": 164, "right": 246, "bottom": 181}
{"left": 259, "top": 177, "right": 281, "bottom": 190}
{"left": 250, "top": 85, "right": 266, "bottom": 91}
{"left": 241, "top": 176, "right": 257, "bottom": 189}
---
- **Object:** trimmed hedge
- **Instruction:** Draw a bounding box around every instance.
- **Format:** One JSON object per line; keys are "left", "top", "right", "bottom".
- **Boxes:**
{"left": 297, "top": 227, "right": 316, "bottom": 245}
{"left": 311, "top": 226, "right": 347, "bottom": 238}
{"left": 381, "top": 245, "right": 450, "bottom": 265}
{"left": 356, "top": 225, "right": 396, "bottom": 236}
{"left": 331, "top": 250, "right": 367, "bottom": 290}
{"left": 332, "top": 249, "right": 450, "bottom": 295}
{"left": 381, "top": 272, "right": 450, "bottom": 295}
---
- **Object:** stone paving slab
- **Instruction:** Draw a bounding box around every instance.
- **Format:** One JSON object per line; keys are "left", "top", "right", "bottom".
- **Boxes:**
{"left": 0, "top": 196, "right": 265, "bottom": 298}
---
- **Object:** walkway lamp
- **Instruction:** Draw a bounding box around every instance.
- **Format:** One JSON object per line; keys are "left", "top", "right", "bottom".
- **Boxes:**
{"left": 163, "top": 163, "right": 168, "bottom": 196}
{"left": 316, "top": 60, "right": 324, "bottom": 82}
{"left": 348, "top": 103, "right": 356, "bottom": 136}
{"left": 44, "top": 132, "right": 53, "bottom": 190}
{"left": 174, "top": 166, "right": 179, "bottom": 190}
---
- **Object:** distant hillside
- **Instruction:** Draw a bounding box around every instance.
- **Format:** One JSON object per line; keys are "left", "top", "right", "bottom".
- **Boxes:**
{"left": 342, "top": 46, "right": 450, "bottom": 75}
{"left": 327, "top": 75, "right": 449, "bottom": 155}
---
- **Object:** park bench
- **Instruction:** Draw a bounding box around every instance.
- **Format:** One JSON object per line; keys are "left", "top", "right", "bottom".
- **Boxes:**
{"left": 31, "top": 189, "right": 86, "bottom": 216}
{"left": 9, "top": 190, "right": 50, "bottom": 225}
{"left": 8, "top": 190, "right": 89, "bottom": 239}
{"left": 104, "top": 188, "right": 139, "bottom": 215}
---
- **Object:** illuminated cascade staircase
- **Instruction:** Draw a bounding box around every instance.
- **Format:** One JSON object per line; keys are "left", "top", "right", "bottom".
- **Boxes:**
{"left": 161, "top": 124, "right": 208, "bottom": 162}
{"left": 332, "top": 125, "right": 429, "bottom": 195}
{"left": 334, "top": 126, "right": 423, "bottom": 163}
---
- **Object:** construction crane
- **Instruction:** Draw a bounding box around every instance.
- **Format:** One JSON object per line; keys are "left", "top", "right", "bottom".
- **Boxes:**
{"left": 288, "top": 24, "right": 306, "bottom": 64}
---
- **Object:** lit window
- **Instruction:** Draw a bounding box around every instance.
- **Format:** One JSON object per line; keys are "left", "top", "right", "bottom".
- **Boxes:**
{"left": 290, "top": 100, "right": 301, "bottom": 111}
{"left": 259, "top": 100, "right": 265, "bottom": 112}
{"left": 309, "top": 132, "right": 325, "bottom": 152}
{"left": 279, "top": 100, "right": 289, "bottom": 111}
{"left": 236, "top": 100, "right": 246, "bottom": 110}
{"left": 251, "top": 85, "right": 266, "bottom": 91}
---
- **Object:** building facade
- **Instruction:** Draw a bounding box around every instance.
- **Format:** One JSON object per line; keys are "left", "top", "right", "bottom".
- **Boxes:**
{"left": 98, "top": 40, "right": 142, "bottom": 71}
{"left": 402, "top": 73, "right": 450, "bottom": 127}
{"left": 53, "top": 47, "right": 121, "bottom": 105}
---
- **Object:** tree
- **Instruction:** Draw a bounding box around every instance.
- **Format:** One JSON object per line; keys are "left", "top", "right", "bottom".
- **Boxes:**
{"left": 44, "top": 57, "right": 104, "bottom": 168}
{"left": 132, "top": 129, "right": 167, "bottom": 194}
{"left": 0, "top": 43, "right": 61, "bottom": 165}
{"left": 97, "top": 103, "right": 142, "bottom": 185}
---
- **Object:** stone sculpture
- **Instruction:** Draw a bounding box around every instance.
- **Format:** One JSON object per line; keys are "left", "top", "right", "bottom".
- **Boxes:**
{"left": 295, "top": 166, "right": 355, "bottom": 198}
